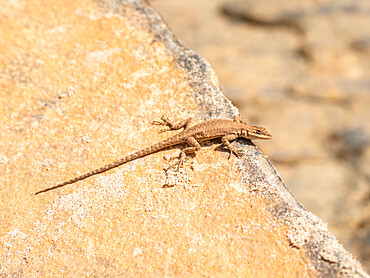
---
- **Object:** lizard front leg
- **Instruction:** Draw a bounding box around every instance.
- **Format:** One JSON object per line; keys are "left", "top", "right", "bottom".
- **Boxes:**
{"left": 221, "top": 133, "right": 243, "bottom": 158}
{"left": 233, "top": 115, "right": 247, "bottom": 124}
{"left": 152, "top": 116, "right": 193, "bottom": 133}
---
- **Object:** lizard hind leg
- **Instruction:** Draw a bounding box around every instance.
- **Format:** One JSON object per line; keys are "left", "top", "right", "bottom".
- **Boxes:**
{"left": 171, "top": 136, "right": 201, "bottom": 170}
{"left": 152, "top": 116, "right": 193, "bottom": 133}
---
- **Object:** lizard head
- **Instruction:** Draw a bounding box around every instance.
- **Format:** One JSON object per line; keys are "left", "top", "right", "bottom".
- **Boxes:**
{"left": 241, "top": 126, "right": 272, "bottom": 140}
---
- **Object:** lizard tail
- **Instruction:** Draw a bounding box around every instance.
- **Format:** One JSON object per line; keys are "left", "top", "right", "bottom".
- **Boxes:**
{"left": 35, "top": 136, "right": 181, "bottom": 195}
{"left": 35, "top": 160, "right": 124, "bottom": 195}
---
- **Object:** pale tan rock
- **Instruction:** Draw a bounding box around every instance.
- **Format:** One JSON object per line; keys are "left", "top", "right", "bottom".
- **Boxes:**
{"left": 0, "top": 0, "right": 368, "bottom": 277}
{"left": 151, "top": 0, "right": 370, "bottom": 271}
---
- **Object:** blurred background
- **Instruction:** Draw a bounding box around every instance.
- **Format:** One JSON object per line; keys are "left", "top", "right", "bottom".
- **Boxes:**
{"left": 150, "top": 0, "right": 370, "bottom": 271}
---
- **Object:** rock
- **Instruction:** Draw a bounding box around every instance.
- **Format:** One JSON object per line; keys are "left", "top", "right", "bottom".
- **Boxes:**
{"left": 0, "top": 0, "right": 368, "bottom": 276}
{"left": 151, "top": 0, "right": 370, "bottom": 271}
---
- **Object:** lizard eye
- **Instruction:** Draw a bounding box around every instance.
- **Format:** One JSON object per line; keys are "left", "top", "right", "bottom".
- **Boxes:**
{"left": 256, "top": 130, "right": 262, "bottom": 135}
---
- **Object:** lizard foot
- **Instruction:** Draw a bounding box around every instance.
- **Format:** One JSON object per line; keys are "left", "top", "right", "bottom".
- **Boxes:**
{"left": 152, "top": 116, "right": 192, "bottom": 133}
{"left": 233, "top": 115, "right": 247, "bottom": 124}
{"left": 152, "top": 116, "right": 173, "bottom": 133}
{"left": 233, "top": 149, "right": 245, "bottom": 158}
{"left": 225, "top": 146, "right": 244, "bottom": 159}
{"left": 165, "top": 151, "right": 188, "bottom": 171}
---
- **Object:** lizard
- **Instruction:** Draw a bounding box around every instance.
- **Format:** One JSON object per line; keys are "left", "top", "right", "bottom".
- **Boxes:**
{"left": 35, "top": 115, "right": 272, "bottom": 195}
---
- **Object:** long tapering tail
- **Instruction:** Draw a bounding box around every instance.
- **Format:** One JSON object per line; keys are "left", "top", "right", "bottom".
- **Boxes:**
{"left": 35, "top": 135, "right": 182, "bottom": 195}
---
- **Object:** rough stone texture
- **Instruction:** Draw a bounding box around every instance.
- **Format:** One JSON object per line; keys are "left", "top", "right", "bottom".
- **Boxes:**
{"left": 0, "top": 0, "right": 368, "bottom": 277}
{"left": 151, "top": 0, "right": 370, "bottom": 273}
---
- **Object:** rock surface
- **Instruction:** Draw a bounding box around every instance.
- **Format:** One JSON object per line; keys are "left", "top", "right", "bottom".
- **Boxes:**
{"left": 0, "top": 0, "right": 368, "bottom": 276}
{"left": 151, "top": 0, "right": 370, "bottom": 273}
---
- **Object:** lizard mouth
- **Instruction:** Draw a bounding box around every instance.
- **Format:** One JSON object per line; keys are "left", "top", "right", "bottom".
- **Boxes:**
{"left": 249, "top": 128, "right": 272, "bottom": 140}
{"left": 262, "top": 133, "right": 272, "bottom": 139}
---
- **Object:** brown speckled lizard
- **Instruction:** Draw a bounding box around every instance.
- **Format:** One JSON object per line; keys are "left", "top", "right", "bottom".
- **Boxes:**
{"left": 35, "top": 115, "right": 271, "bottom": 195}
